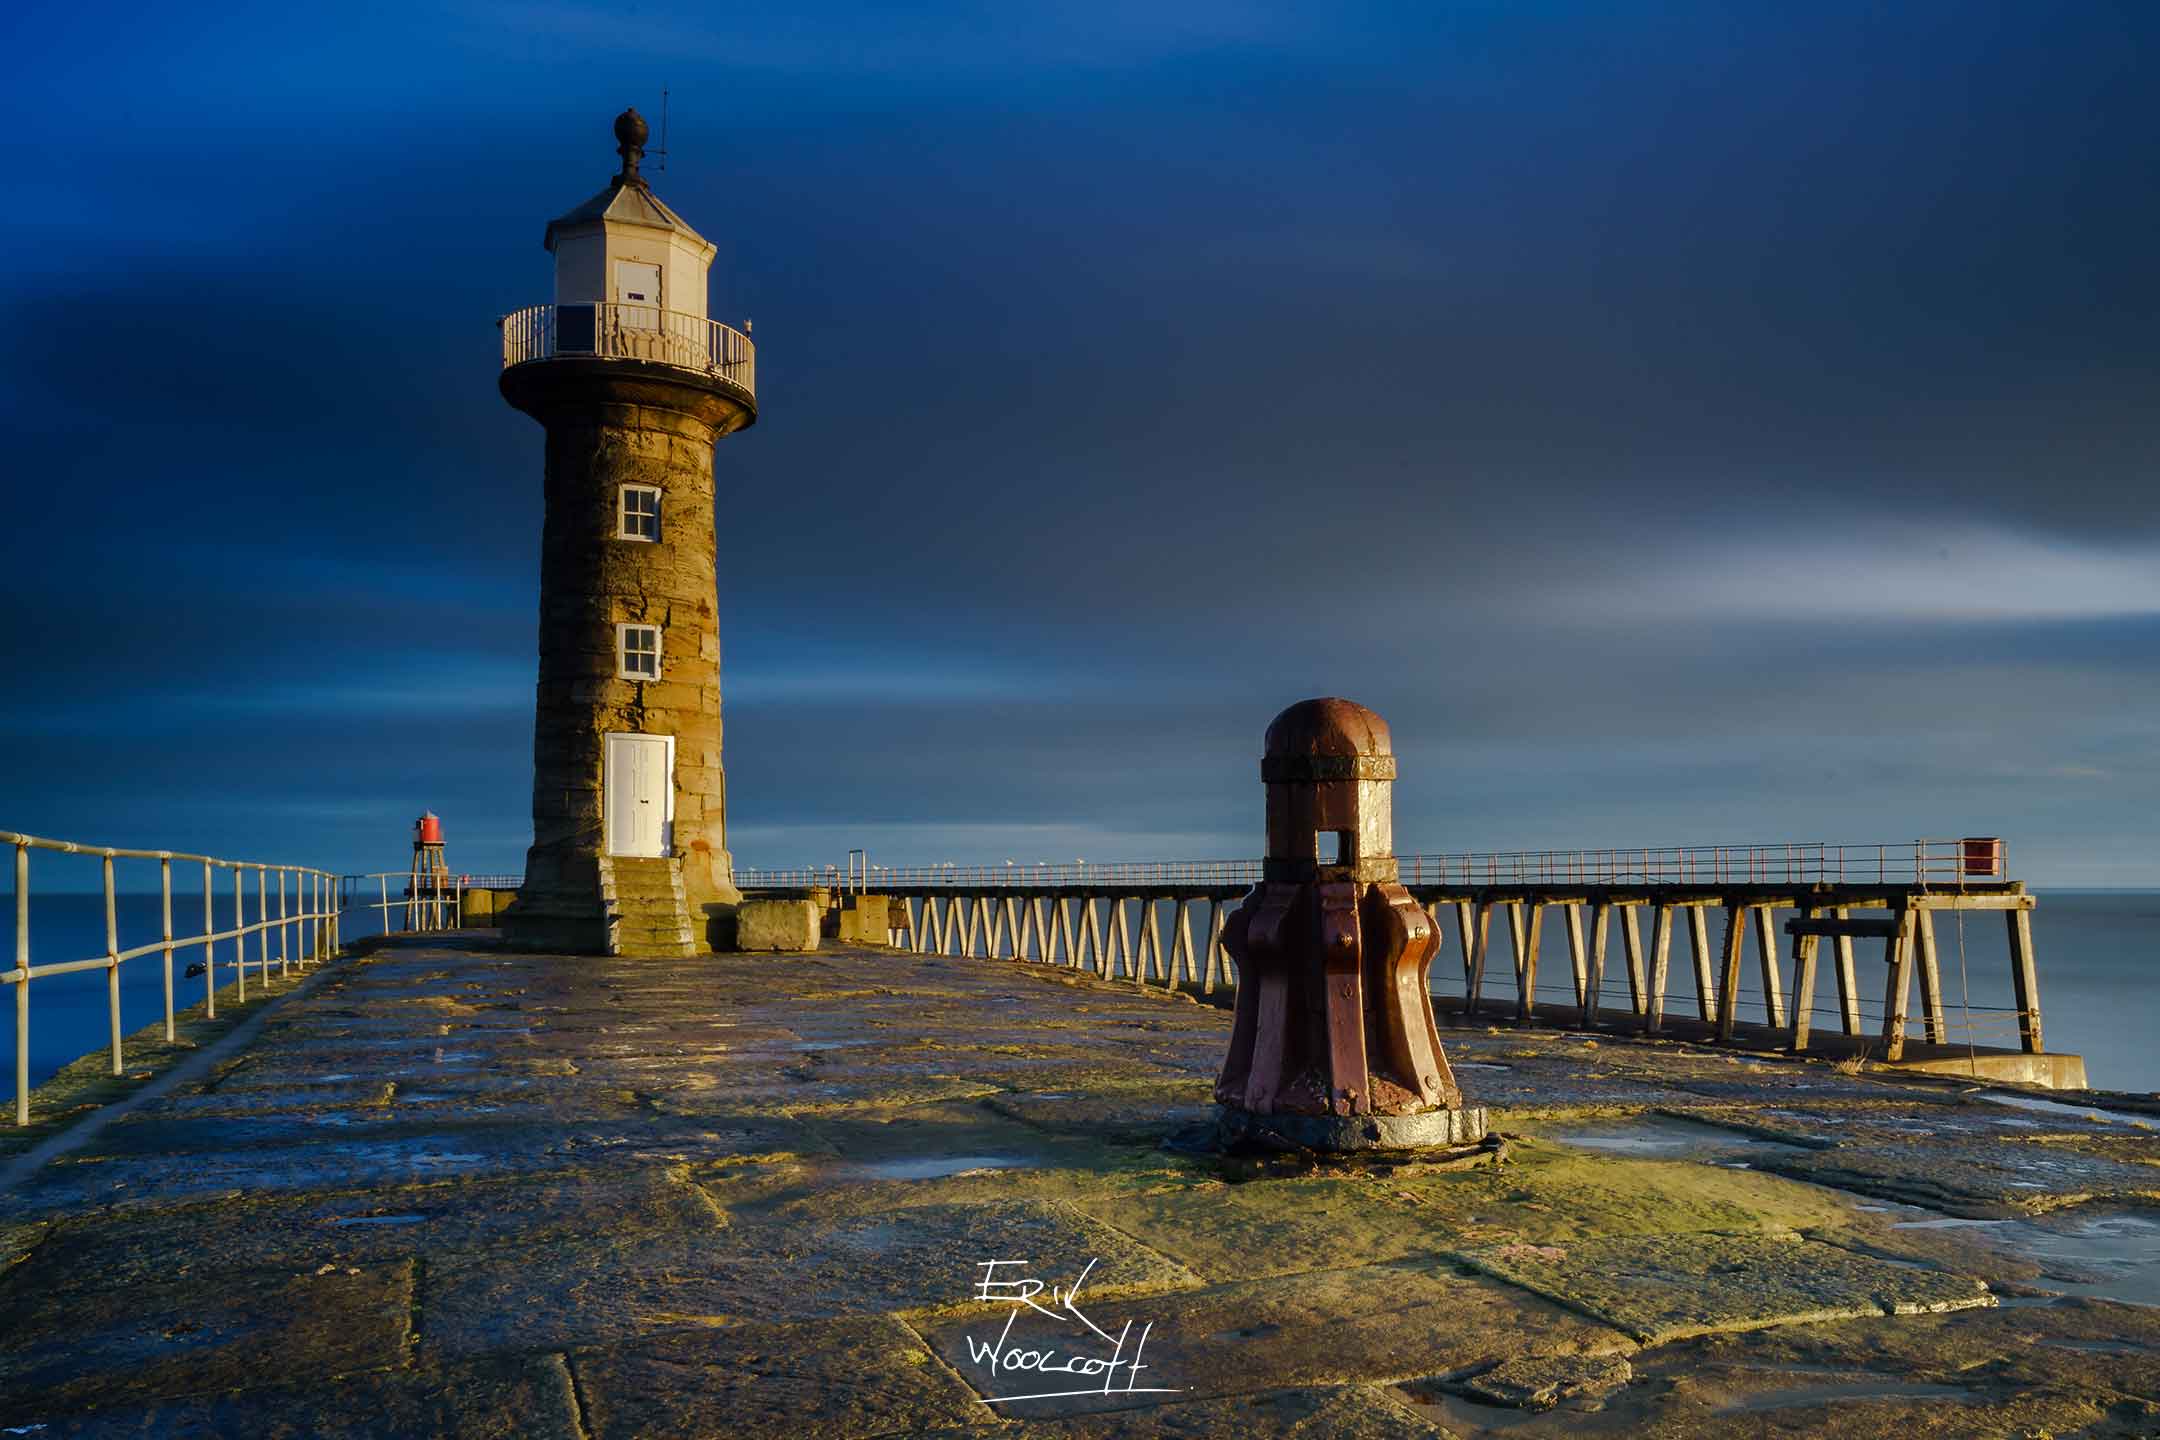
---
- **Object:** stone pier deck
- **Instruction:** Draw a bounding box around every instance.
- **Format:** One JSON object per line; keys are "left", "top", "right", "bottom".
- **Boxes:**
{"left": 2, "top": 938, "right": 2157, "bottom": 1437}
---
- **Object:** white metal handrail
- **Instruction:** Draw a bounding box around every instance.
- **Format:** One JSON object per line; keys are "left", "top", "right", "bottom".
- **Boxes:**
{"left": 499, "top": 303, "right": 755, "bottom": 397}
{"left": 4, "top": 830, "right": 341, "bottom": 1128}
{"left": 737, "top": 838, "right": 2009, "bottom": 892}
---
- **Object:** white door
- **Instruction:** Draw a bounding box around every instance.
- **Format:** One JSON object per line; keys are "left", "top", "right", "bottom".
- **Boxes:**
{"left": 605, "top": 733, "right": 671, "bottom": 857}
{"left": 614, "top": 261, "right": 662, "bottom": 328}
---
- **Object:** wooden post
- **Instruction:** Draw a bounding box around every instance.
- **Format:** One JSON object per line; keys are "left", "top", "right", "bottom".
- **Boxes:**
{"left": 1080, "top": 897, "right": 1104, "bottom": 973}
{"left": 1202, "top": 899, "right": 1226, "bottom": 991}
{"left": 1106, "top": 899, "right": 1131, "bottom": 979}
{"left": 1752, "top": 905, "right": 1784, "bottom": 1028}
{"left": 1881, "top": 907, "right": 1918, "bottom": 1062}
{"left": 1044, "top": 898, "right": 1067, "bottom": 963}
{"left": 1464, "top": 902, "right": 1492, "bottom": 1016}
{"left": 2008, "top": 907, "right": 2043, "bottom": 1053}
{"left": 1517, "top": 904, "right": 1546, "bottom": 1023}
{"left": 1832, "top": 905, "right": 1861, "bottom": 1035}
{"left": 278, "top": 869, "right": 290, "bottom": 978}
{"left": 1452, "top": 901, "right": 1477, "bottom": 991}
{"left": 1688, "top": 905, "right": 1716, "bottom": 1020}
{"left": 256, "top": 868, "right": 270, "bottom": 984}
{"left": 1645, "top": 905, "right": 1673, "bottom": 1034}
{"left": 1788, "top": 908, "right": 1821, "bottom": 1053}
{"left": 1715, "top": 903, "right": 1746, "bottom": 1042}
{"left": 1141, "top": 900, "right": 1167, "bottom": 985}
{"left": 1914, "top": 909, "right": 1948, "bottom": 1044}
{"left": 1170, "top": 899, "right": 1196, "bottom": 987}
{"left": 1618, "top": 904, "right": 1646, "bottom": 1017}
{"left": 1564, "top": 903, "right": 1589, "bottom": 1007}
{"left": 1584, "top": 903, "right": 1610, "bottom": 1024}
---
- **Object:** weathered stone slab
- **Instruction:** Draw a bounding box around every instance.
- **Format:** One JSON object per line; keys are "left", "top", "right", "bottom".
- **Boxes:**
{"left": 985, "top": 1083, "right": 1217, "bottom": 1144}
{"left": 1007, "top": 1384, "right": 1450, "bottom": 1436}
{"left": 737, "top": 899, "right": 820, "bottom": 952}
{"left": 571, "top": 1315, "right": 983, "bottom": 1439}
{"left": 1452, "top": 1231, "right": 1992, "bottom": 1344}
{"left": 2, "top": 1169, "right": 727, "bottom": 1302}
{"left": 422, "top": 1198, "right": 1197, "bottom": 1353}
{"left": 0, "top": 1260, "right": 414, "bottom": 1424}
{"left": 35, "top": 1354, "right": 581, "bottom": 1439}
{"left": 1449, "top": 1352, "right": 1633, "bottom": 1411}
{"left": 914, "top": 1259, "right": 1629, "bottom": 1420}
{"left": 10, "top": 1111, "right": 811, "bottom": 1216}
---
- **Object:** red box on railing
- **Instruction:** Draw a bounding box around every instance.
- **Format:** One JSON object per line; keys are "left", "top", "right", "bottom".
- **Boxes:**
{"left": 1962, "top": 837, "right": 2004, "bottom": 878}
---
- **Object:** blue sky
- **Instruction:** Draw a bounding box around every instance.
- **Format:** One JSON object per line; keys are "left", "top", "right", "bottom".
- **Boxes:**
{"left": 2, "top": 1, "right": 2156, "bottom": 884}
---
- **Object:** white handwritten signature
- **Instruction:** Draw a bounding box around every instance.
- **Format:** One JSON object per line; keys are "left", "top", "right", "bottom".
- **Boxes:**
{"left": 959, "top": 1258, "right": 1186, "bottom": 1405}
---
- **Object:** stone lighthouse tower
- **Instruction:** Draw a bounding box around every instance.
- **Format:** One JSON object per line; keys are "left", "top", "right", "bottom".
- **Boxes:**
{"left": 497, "top": 108, "right": 756, "bottom": 955}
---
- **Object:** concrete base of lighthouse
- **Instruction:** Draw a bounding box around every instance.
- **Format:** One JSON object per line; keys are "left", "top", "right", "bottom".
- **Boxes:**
{"left": 497, "top": 357, "right": 753, "bottom": 956}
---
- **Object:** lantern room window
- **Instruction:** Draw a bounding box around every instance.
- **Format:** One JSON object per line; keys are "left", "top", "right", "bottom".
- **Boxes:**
{"left": 618, "top": 484, "right": 661, "bottom": 542}
{"left": 616, "top": 623, "right": 661, "bottom": 681}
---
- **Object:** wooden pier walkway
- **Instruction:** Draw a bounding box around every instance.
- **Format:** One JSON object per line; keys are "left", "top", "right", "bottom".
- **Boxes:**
{"left": 866, "top": 879, "right": 2064, "bottom": 1085}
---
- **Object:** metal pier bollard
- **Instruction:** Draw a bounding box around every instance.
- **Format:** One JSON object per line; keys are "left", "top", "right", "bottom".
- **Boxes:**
{"left": 1216, "top": 698, "right": 1487, "bottom": 1152}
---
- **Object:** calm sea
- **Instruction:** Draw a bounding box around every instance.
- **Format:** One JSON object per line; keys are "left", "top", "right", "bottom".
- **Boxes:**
{"left": 4, "top": 892, "right": 399, "bottom": 1093}
{"left": 4, "top": 890, "right": 2156, "bottom": 1099}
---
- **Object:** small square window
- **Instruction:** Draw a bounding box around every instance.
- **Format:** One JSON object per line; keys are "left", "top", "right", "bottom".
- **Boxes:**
{"left": 618, "top": 485, "right": 661, "bottom": 542}
{"left": 617, "top": 623, "right": 661, "bottom": 681}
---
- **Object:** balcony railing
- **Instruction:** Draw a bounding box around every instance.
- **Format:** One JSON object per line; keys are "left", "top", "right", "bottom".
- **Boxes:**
{"left": 500, "top": 303, "right": 755, "bottom": 398}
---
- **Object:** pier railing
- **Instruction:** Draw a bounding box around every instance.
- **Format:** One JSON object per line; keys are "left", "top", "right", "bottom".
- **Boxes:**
{"left": 355, "top": 871, "right": 463, "bottom": 936}
{"left": 4, "top": 831, "right": 340, "bottom": 1127}
{"left": 736, "top": 838, "right": 2006, "bottom": 892}
{"left": 499, "top": 302, "right": 755, "bottom": 397}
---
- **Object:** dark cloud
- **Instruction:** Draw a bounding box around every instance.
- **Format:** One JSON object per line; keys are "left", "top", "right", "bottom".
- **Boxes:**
{"left": 1, "top": 1, "right": 2155, "bottom": 882}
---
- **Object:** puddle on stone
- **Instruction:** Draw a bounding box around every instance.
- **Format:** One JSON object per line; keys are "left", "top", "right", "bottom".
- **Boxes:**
{"left": 2044, "top": 1337, "right": 2155, "bottom": 1354}
{"left": 1396, "top": 1388, "right": 1545, "bottom": 1435}
{"left": 2014, "top": 1213, "right": 2160, "bottom": 1307}
{"left": 1978, "top": 1092, "right": 2155, "bottom": 1128}
{"left": 327, "top": 1214, "right": 429, "bottom": 1227}
{"left": 1880, "top": 1205, "right": 2160, "bottom": 1307}
{"left": 1552, "top": 1115, "right": 1805, "bottom": 1161}
{"left": 1454, "top": 1062, "right": 1512, "bottom": 1072}
{"left": 846, "top": 1154, "right": 1041, "bottom": 1181}
{"left": 1714, "top": 1379, "right": 1972, "bottom": 1414}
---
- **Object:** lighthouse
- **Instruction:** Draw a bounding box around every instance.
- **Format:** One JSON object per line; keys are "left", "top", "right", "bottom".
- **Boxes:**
{"left": 497, "top": 108, "right": 755, "bottom": 955}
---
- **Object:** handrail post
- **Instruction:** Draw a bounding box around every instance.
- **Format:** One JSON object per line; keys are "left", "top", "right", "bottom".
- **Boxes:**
{"left": 256, "top": 866, "right": 269, "bottom": 985}
{"left": 160, "top": 856, "right": 175, "bottom": 1042}
{"left": 234, "top": 867, "right": 247, "bottom": 1005}
{"left": 202, "top": 860, "right": 216, "bottom": 1019}
{"left": 14, "top": 842, "right": 28, "bottom": 1126}
{"left": 278, "top": 868, "right": 290, "bottom": 977}
{"left": 380, "top": 874, "right": 391, "bottom": 937}
{"left": 104, "top": 853, "right": 121, "bottom": 1076}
